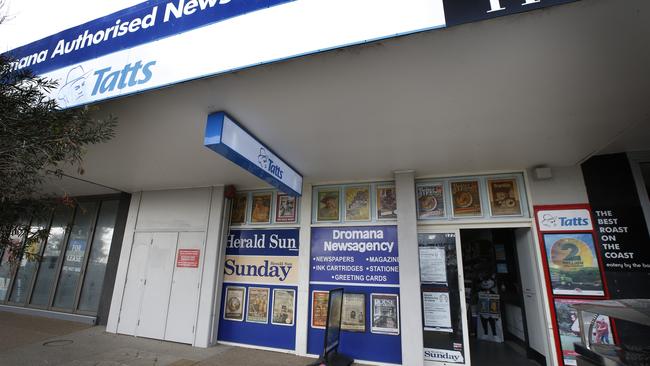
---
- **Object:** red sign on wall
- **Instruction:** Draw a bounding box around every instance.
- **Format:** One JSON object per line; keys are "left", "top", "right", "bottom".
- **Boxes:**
{"left": 176, "top": 249, "right": 200, "bottom": 268}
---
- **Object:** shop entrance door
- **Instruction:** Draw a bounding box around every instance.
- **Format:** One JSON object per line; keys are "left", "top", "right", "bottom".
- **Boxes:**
{"left": 116, "top": 232, "right": 204, "bottom": 344}
{"left": 458, "top": 228, "right": 546, "bottom": 366}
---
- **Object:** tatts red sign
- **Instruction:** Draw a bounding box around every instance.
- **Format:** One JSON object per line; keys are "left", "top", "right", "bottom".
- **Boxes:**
{"left": 176, "top": 249, "right": 200, "bottom": 268}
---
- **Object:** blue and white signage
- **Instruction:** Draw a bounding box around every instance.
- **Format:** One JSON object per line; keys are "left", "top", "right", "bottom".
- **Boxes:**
{"left": 310, "top": 226, "right": 399, "bottom": 286}
{"left": 536, "top": 209, "right": 593, "bottom": 232}
{"left": 204, "top": 112, "right": 302, "bottom": 196}
{"left": 3, "top": 0, "right": 446, "bottom": 108}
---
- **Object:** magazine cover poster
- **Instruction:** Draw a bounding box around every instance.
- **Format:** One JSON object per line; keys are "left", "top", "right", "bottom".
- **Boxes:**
{"left": 544, "top": 233, "right": 605, "bottom": 296}
{"left": 417, "top": 183, "right": 445, "bottom": 219}
{"left": 371, "top": 293, "right": 400, "bottom": 335}
{"left": 488, "top": 178, "right": 522, "bottom": 216}
{"left": 224, "top": 286, "right": 246, "bottom": 321}
{"left": 555, "top": 299, "right": 614, "bottom": 366}
{"left": 311, "top": 290, "right": 329, "bottom": 329}
{"left": 271, "top": 289, "right": 295, "bottom": 326}
{"left": 231, "top": 193, "right": 248, "bottom": 224}
{"left": 376, "top": 185, "right": 397, "bottom": 220}
{"left": 251, "top": 192, "right": 272, "bottom": 224}
{"left": 246, "top": 287, "right": 270, "bottom": 324}
{"left": 342, "top": 293, "right": 366, "bottom": 332}
{"left": 451, "top": 180, "right": 482, "bottom": 217}
{"left": 345, "top": 185, "right": 370, "bottom": 221}
{"left": 275, "top": 194, "right": 297, "bottom": 223}
{"left": 317, "top": 189, "right": 340, "bottom": 221}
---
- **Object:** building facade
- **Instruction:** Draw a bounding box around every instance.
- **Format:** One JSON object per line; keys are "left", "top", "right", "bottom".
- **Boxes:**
{"left": 2, "top": 1, "right": 649, "bottom": 365}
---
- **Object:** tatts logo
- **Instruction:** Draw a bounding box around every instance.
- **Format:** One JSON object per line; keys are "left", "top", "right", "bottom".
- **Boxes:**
{"left": 224, "top": 256, "right": 299, "bottom": 285}
{"left": 537, "top": 209, "right": 593, "bottom": 232}
{"left": 56, "top": 60, "right": 156, "bottom": 108}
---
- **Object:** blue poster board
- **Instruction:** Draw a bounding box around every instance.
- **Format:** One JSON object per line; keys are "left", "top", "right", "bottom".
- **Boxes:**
{"left": 218, "top": 229, "right": 299, "bottom": 351}
{"left": 308, "top": 226, "right": 402, "bottom": 364}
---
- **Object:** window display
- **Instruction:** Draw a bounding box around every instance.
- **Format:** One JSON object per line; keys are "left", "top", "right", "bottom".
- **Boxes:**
{"left": 418, "top": 232, "right": 466, "bottom": 364}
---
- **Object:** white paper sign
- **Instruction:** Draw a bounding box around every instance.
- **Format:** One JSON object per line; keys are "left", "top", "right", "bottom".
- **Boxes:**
{"left": 422, "top": 291, "right": 452, "bottom": 331}
{"left": 419, "top": 247, "right": 447, "bottom": 283}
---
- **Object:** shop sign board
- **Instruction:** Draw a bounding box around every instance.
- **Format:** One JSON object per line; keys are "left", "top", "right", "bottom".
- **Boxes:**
{"left": 224, "top": 229, "right": 299, "bottom": 285}
{"left": 218, "top": 228, "right": 299, "bottom": 351}
{"left": 534, "top": 204, "right": 613, "bottom": 366}
{"left": 310, "top": 226, "right": 399, "bottom": 287}
{"left": 536, "top": 209, "right": 593, "bottom": 232}
{"left": 204, "top": 112, "right": 302, "bottom": 197}
{"left": 442, "top": 0, "right": 579, "bottom": 27}
{"left": 176, "top": 249, "right": 200, "bottom": 268}
{"left": 3, "top": 0, "right": 579, "bottom": 109}
{"left": 4, "top": 0, "right": 447, "bottom": 109}
{"left": 307, "top": 225, "right": 402, "bottom": 364}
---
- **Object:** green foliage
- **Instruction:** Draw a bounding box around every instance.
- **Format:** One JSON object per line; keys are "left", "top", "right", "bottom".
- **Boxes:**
{"left": 0, "top": 54, "right": 116, "bottom": 266}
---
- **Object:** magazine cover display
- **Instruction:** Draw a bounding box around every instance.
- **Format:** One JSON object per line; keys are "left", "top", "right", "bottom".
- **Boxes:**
{"left": 246, "top": 287, "right": 270, "bottom": 323}
{"left": 271, "top": 289, "right": 295, "bottom": 326}
{"left": 317, "top": 189, "right": 340, "bottom": 221}
{"left": 311, "top": 290, "right": 329, "bottom": 329}
{"left": 275, "top": 193, "right": 297, "bottom": 223}
{"left": 251, "top": 192, "right": 272, "bottom": 223}
{"left": 345, "top": 185, "right": 371, "bottom": 221}
{"left": 231, "top": 193, "right": 248, "bottom": 224}
{"left": 487, "top": 178, "right": 522, "bottom": 216}
{"left": 417, "top": 183, "right": 446, "bottom": 219}
{"left": 376, "top": 185, "right": 397, "bottom": 220}
{"left": 341, "top": 293, "right": 366, "bottom": 332}
{"left": 224, "top": 286, "right": 246, "bottom": 321}
{"left": 371, "top": 293, "right": 399, "bottom": 335}
{"left": 451, "top": 180, "right": 482, "bottom": 217}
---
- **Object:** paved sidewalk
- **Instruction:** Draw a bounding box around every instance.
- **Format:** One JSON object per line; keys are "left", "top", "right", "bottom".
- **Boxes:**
{"left": 0, "top": 311, "right": 91, "bottom": 352}
{"left": 0, "top": 312, "right": 321, "bottom": 366}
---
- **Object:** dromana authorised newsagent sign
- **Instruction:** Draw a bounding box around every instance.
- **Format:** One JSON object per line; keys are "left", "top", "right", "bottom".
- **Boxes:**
{"left": 4, "top": 0, "right": 580, "bottom": 109}
{"left": 5, "top": 0, "right": 447, "bottom": 109}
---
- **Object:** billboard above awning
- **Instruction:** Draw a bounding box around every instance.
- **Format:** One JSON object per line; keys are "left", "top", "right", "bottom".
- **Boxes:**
{"left": 4, "top": 0, "right": 578, "bottom": 109}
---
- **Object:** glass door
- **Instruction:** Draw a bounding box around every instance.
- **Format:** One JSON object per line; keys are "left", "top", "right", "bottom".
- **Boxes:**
{"left": 417, "top": 230, "right": 470, "bottom": 365}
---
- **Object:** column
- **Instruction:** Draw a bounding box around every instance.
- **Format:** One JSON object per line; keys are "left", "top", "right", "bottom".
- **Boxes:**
{"left": 395, "top": 170, "right": 424, "bottom": 366}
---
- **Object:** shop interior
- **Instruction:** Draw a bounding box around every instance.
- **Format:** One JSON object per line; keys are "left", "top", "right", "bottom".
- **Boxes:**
{"left": 460, "top": 228, "right": 546, "bottom": 366}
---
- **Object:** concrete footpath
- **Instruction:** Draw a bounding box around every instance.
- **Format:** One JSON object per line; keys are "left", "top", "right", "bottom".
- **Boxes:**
{"left": 0, "top": 312, "right": 324, "bottom": 366}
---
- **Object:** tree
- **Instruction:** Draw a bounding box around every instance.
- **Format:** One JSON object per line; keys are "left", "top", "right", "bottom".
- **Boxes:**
{"left": 0, "top": 51, "right": 116, "bottom": 266}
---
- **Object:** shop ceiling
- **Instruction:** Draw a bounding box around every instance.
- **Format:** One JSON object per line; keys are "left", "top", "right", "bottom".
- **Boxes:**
{"left": 58, "top": 0, "right": 650, "bottom": 195}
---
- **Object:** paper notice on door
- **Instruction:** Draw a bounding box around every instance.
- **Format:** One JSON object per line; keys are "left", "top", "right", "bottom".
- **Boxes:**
{"left": 419, "top": 247, "right": 447, "bottom": 283}
{"left": 423, "top": 291, "right": 452, "bottom": 332}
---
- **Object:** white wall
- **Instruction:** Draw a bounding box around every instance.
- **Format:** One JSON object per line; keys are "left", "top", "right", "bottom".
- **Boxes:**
{"left": 106, "top": 186, "right": 226, "bottom": 348}
{"left": 528, "top": 166, "right": 588, "bottom": 205}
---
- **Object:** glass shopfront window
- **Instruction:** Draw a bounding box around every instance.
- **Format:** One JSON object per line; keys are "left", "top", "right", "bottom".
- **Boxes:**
{"left": 9, "top": 219, "right": 48, "bottom": 304}
{"left": 30, "top": 206, "right": 73, "bottom": 307}
{"left": 0, "top": 196, "right": 124, "bottom": 318}
{"left": 0, "top": 249, "right": 12, "bottom": 302}
{"left": 53, "top": 202, "right": 99, "bottom": 310}
{"left": 78, "top": 200, "right": 118, "bottom": 312}
{"left": 418, "top": 232, "right": 469, "bottom": 365}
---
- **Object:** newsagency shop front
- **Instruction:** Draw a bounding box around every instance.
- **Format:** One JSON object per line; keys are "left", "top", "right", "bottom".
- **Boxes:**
{"left": 2, "top": 0, "right": 650, "bottom": 365}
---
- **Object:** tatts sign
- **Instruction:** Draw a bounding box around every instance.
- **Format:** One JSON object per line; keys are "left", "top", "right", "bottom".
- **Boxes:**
{"left": 224, "top": 229, "right": 299, "bottom": 285}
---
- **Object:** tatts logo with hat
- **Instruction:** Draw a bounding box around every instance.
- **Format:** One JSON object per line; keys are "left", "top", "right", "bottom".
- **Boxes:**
{"left": 57, "top": 65, "right": 91, "bottom": 107}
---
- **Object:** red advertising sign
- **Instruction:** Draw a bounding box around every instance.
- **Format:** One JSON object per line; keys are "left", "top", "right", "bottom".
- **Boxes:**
{"left": 534, "top": 204, "right": 616, "bottom": 366}
{"left": 176, "top": 249, "right": 200, "bottom": 268}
